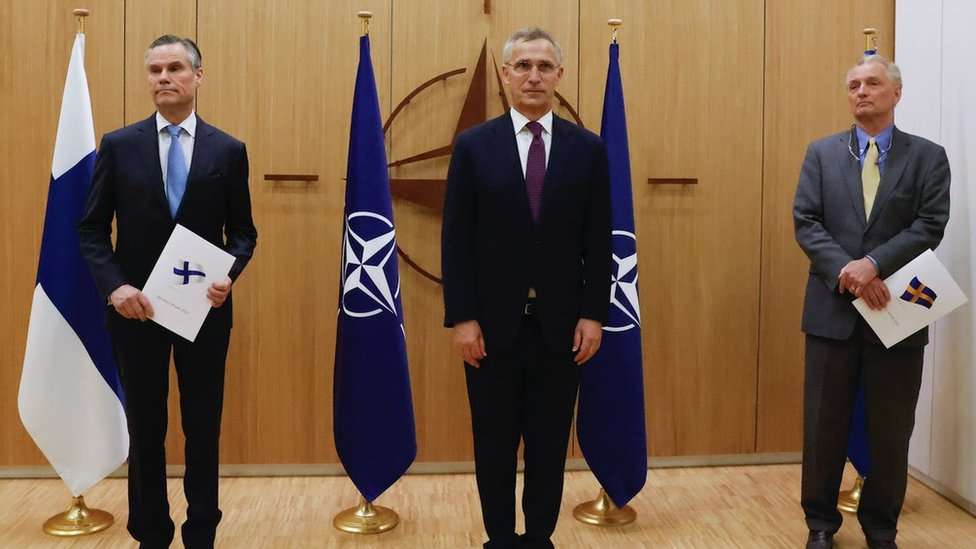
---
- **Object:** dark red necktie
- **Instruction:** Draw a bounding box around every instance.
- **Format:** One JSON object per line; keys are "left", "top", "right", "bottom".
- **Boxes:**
{"left": 525, "top": 121, "right": 546, "bottom": 222}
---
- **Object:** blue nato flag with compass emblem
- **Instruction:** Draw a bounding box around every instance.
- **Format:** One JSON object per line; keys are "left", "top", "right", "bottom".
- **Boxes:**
{"left": 333, "top": 34, "right": 416, "bottom": 502}
{"left": 576, "top": 41, "right": 647, "bottom": 507}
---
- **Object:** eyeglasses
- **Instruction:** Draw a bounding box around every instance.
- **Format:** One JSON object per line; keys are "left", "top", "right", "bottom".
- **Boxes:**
{"left": 505, "top": 60, "right": 561, "bottom": 76}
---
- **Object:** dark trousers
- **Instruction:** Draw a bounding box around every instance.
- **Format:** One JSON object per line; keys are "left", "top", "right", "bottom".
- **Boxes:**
{"left": 801, "top": 326, "right": 924, "bottom": 542}
{"left": 110, "top": 310, "right": 230, "bottom": 549}
{"left": 464, "top": 314, "right": 581, "bottom": 549}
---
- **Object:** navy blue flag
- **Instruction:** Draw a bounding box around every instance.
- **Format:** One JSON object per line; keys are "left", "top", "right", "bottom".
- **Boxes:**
{"left": 847, "top": 379, "right": 871, "bottom": 477}
{"left": 847, "top": 48, "right": 878, "bottom": 478}
{"left": 333, "top": 35, "right": 416, "bottom": 502}
{"left": 576, "top": 41, "right": 648, "bottom": 507}
{"left": 845, "top": 45, "right": 881, "bottom": 481}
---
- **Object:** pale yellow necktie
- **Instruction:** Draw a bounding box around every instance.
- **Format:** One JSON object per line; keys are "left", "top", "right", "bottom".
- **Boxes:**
{"left": 862, "top": 137, "right": 880, "bottom": 219}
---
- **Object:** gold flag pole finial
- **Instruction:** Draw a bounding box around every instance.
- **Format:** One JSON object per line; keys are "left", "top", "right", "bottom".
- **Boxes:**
{"left": 863, "top": 27, "right": 878, "bottom": 53}
{"left": 73, "top": 8, "right": 91, "bottom": 34}
{"left": 358, "top": 11, "right": 373, "bottom": 37}
{"left": 573, "top": 488, "right": 637, "bottom": 526}
{"left": 333, "top": 494, "right": 399, "bottom": 534}
{"left": 608, "top": 18, "right": 623, "bottom": 44}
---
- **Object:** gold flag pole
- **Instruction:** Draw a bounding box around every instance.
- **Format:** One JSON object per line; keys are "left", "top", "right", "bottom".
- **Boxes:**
{"left": 44, "top": 495, "right": 114, "bottom": 536}
{"left": 838, "top": 475, "right": 865, "bottom": 514}
{"left": 45, "top": 12, "right": 116, "bottom": 538}
{"left": 44, "top": 13, "right": 117, "bottom": 538}
{"left": 42, "top": 12, "right": 117, "bottom": 536}
{"left": 74, "top": 7, "right": 89, "bottom": 33}
{"left": 608, "top": 17, "right": 622, "bottom": 44}
{"left": 574, "top": 488, "right": 637, "bottom": 526}
{"left": 358, "top": 10, "right": 372, "bottom": 36}
{"left": 333, "top": 494, "right": 399, "bottom": 534}
{"left": 574, "top": 17, "right": 639, "bottom": 529}
{"left": 863, "top": 27, "right": 878, "bottom": 53}
{"left": 837, "top": 25, "right": 878, "bottom": 518}
{"left": 333, "top": 15, "right": 399, "bottom": 533}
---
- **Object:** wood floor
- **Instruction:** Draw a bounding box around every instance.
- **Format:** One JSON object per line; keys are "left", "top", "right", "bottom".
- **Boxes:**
{"left": 1, "top": 464, "right": 974, "bottom": 548}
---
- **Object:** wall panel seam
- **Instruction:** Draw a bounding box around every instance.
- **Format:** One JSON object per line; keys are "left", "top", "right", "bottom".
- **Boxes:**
{"left": 122, "top": 0, "right": 127, "bottom": 125}
{"left": 754, "top": 0, "right": 768, "bottom": 453}
{"left": 929, "top": 0, "right": 945, "bottom": 474}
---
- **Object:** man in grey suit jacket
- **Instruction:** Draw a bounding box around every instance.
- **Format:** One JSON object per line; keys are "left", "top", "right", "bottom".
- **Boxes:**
{"left": 793, "top": 56, "right": 950, "bottom": 549}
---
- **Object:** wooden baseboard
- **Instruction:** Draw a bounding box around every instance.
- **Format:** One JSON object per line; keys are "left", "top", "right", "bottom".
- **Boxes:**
{"left": 909, "top": 466, "right": 976, "bottom": 518}
{"left": 0, "top": 452, "right": 802, "bottom": 479}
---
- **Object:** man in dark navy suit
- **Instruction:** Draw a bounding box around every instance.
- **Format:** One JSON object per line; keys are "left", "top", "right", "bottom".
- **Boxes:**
{"left": 79, "top": 35, "right": 256, "bottom": 549}
{"left": 441, "top": 27, "right": 611, "bottom": 549}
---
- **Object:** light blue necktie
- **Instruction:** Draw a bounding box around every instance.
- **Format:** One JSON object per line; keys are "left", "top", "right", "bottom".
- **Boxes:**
{"left": 165, "top": 124, "right": 188, "bottom": 217}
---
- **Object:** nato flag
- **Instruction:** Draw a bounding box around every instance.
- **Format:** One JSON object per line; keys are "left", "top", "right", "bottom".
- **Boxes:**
{"left": 334, "top": 35, "right": 416, "bottom": 502}
{"left": 576, "top": 41, "right": 648, "bottom": 507}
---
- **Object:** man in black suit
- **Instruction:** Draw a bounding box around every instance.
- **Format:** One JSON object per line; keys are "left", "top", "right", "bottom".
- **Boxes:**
{"left": 79, "top": 35, "right": 256, "bottom": 549}
{"left": 441, "top": 27, "right": 611, "bottom": 549}
{"left": 794, "top": 55, "right": 950, "bottom": 549}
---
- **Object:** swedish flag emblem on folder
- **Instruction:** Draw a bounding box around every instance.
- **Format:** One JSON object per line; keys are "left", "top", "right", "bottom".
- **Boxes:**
{"left": 900, "top": 277, "right": 937, "bottom": 309}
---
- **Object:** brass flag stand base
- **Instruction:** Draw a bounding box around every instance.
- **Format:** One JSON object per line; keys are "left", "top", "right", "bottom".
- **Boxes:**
{"left": 333, "top": 496, "right": 399, "bottom": 534}
{"left": 838, "top": 476, "right": 865, "bottom": 514}
{"left": 43, "top": 496, "right": 114, "bottom": 537}
{"left": 573, "top": 489, "right": 636, "bottom": 526}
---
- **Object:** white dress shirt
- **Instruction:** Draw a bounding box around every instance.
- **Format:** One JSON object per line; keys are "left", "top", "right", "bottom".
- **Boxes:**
{"left": 156, "top": 111, "right": 196, "bottom": 198}
{"left": 510, "top": 108, "right": 553, "bottom": 177}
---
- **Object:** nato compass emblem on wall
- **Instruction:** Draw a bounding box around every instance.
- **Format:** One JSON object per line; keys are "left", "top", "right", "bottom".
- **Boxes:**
{"left": 384, "top": 40, "right": 585, "bottom": 284}
{"left": 341, "top": 211, "right": 401, "bottom": 319}
{"left": 172, "top": 260, "right": 206, "bottom": 286}
{"left": 604, "top": 230, "right": 641, "bottom": 332}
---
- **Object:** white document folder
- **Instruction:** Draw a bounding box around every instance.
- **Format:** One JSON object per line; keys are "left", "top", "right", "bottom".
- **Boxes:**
{"left": 142, "top": 224, "right": 235, "bottom": 342}
{"left": 854, "top": 249, "right": 968, "bottom": 348}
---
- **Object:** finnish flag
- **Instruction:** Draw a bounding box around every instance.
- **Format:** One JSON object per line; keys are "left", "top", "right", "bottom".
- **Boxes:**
{"left": 18, "top": 32, "right": 128, "bottom": 496}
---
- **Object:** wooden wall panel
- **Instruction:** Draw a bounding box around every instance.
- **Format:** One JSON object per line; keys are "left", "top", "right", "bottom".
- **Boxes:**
{"left": 580, "top": 0, "right": 765, "bottom": 456}
{"left": 197, "top": 0, "right": 391, "bottom": 464}
{"left": 0, "top": 1, "right": 124, "bottom": 466}
{"left": 757, "top": 1, "right": 895, "bottom": 452}
{"left": 0, "top": 1, "right": 900, "bottom": 467}
{"left": 389, "top": 0, "right": 487, "bottom": 462}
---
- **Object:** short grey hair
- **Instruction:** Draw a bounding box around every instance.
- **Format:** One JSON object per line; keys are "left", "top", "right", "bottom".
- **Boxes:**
{"left": 849, "top": 54, "right": 902, "bottom": 87}
{"left": 502, "top": 27, "right": 563, "bottom": 65}
{"left": 145, "top": 34, "right": 202, "bottom": 69}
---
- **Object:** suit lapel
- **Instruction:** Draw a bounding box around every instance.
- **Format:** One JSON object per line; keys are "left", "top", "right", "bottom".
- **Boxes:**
{"left": 135, "top": 114, "right": 170, "bottom": 214}
{"left": 541, "top": 115, "right": 572, "bottom": 224}
{"left": 180, "top": 116, "right": 215, "bottom": 219}
{"left": 840, "top": 130, "right": 868, "bottom": 227}
{"left": 493, "top": 114, "right": 534, "bottom": 224}
{"left": 866, "top": 128, "right": 910, "bottom": 231}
